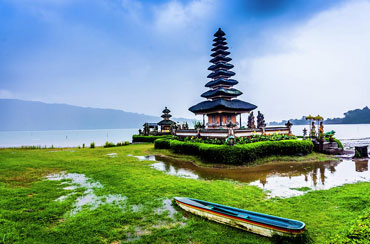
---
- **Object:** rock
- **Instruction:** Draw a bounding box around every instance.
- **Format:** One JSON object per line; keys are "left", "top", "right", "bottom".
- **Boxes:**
{"left": 354, "top": 146, "right": 369, "bottom": 158}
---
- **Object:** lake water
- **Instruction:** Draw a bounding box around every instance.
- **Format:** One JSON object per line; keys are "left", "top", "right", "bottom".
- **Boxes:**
{"left": 149, "top": 156, "right": 370, "bottom": 198}
{"left": 0, "top": 128, "right": 138, "bottom": 148}
{"left": 1, "top": 124, "right": 369, "bottom": 148}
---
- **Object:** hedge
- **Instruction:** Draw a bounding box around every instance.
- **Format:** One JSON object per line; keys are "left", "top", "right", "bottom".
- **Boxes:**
{"left": 154, "top": 139, "right": 314, "bottom": 165}
{"left": 154, "top": 138, "right": 171, "bottom": 149}
{"left": 132, "top": 135, "right": 172, "bottom": 143}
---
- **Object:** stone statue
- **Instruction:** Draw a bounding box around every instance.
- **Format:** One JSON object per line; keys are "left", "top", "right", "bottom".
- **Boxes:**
{"left": 319, "top": 121, "right": 324, "bottom": 140}
{"left": 143, "top": 123, "right": 149, "bottom": 136}
{"left": 303, "top": 128, "right": 307, "bottom": 139}
{"left": 257, "top": 111, "right": 266, "bottom": 128}
{"left": 310, "top": 121, "right": 316, "bottom": 138}
{"left": 138, "top": 129, "right": 142, "bottom": 135}
{"left": 247, "top": 112, "right": 256, "bottom": 129}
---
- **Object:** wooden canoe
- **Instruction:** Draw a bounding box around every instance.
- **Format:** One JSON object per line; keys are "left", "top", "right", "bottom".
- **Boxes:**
{"left": 174, "top": 197, "right": 305, "bottom": 237}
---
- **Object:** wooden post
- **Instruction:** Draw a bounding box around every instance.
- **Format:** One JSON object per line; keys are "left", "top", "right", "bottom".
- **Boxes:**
{"left": 203, "top": 114, "right": 205, "bottom": 127}
{"left": 239, "top": 114, "right": 242, "bottom": 128}
{"left": 220, "top": 114, "right": 222, "bottom": 127}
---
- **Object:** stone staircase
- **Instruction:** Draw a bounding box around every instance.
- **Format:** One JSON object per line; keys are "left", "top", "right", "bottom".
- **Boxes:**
{"left": 312, "top": 140, "right": 344, "bottom": 155}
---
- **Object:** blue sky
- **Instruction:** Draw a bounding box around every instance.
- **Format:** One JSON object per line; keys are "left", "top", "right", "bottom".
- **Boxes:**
{"left": 1, "top": 0, "right": 369, "bottom": 122}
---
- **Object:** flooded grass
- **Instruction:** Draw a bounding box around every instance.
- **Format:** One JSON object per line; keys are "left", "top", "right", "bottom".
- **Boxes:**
{"left": 47, "top": 172, "right": 127, "bottom": 215}
{"left": 0, "top": 144, "right": 370, "bottom": 243}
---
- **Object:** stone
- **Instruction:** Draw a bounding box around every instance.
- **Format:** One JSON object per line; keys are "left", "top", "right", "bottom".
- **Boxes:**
{"left": 354, "top": 146, "right": 369, "bottom": 158}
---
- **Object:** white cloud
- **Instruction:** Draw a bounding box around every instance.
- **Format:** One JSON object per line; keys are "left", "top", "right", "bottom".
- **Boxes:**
{"left": 237, "top": 0, "right": 370, "bottom": 121}
{"left": 153, "top": 0, "right": 215, "bottom": 33}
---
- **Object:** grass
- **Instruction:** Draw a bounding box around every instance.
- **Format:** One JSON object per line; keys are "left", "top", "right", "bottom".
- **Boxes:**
{"left": 0, "top": 144, "right": 369, "bottom": 243}
{"left": 290, "top": 187, "right": 312, "bottom": 192}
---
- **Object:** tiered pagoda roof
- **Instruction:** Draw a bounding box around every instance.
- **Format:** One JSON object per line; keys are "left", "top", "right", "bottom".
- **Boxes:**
{"left": 158, "top": 107, "right": 175, "bottom": 126}
{"left": 189, "top": 28, "right": 257, "bottom": 114}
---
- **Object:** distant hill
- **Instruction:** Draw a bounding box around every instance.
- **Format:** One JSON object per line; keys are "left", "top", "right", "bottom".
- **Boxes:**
{"left": 270, "top": 106, "right": 370, "bottom": 125}
{"left": 0, "top": 99, "right": 193, "bottom": 131}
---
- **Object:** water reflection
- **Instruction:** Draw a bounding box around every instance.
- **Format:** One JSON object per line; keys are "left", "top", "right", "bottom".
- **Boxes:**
{"left": 149, "top": 155, "right": 370, "bottom": 198}
{"left": 355, "top": 160, "right": 369, "bottom": 172}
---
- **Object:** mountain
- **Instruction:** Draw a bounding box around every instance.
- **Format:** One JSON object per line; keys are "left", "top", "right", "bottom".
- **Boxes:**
{"left": 0, "top": 99, "right": 193, "bottom": 131}
{"left": 269, "top": 106, "right": 370, "bottom": 125}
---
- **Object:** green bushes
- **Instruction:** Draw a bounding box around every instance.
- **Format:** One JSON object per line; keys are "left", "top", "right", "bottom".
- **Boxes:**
{"left": 154, "top": 138, "right": 171, "bottom": 149}
{"left": 177, "top": 133, "right": 297, "bottom": 145}
{"left": 132, "top": 135, "right": 172, "bottom": 143}
{"left": 155, "top": 139, "right": 314, "bottom": 165}
{"left": 170, "top": 140, "right": 200, "bottom": 155}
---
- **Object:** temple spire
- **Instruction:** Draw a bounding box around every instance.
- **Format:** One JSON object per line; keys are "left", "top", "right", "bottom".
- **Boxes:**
{"left": 189, "top": 28, "right": 257, "bottom": 128}
{"left": 203, "top": 28, "right": 241, "bottom": 100}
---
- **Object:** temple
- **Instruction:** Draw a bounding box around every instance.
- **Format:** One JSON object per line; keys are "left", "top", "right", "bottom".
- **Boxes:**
{"left": 189, "top": 28, "right": 257, "bottom": 129}
{"left": 175, "top": 28, "right": 291, "bottom": 139}
{"left": 157, "top": 107, "right": 175, "bottom": 133}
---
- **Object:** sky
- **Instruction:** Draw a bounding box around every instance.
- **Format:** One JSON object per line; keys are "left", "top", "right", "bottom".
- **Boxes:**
{"left": 1, "top": 0, "right": 370, "bottom": 122}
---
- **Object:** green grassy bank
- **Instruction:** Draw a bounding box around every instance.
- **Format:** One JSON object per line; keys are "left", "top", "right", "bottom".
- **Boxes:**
{"left": 0, "top": 144, "right": 369, "bottom": 243}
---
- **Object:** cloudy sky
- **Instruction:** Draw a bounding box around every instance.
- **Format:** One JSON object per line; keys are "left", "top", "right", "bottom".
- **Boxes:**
{"left": 1, "top": 0, "right": 369, "bottom": 122}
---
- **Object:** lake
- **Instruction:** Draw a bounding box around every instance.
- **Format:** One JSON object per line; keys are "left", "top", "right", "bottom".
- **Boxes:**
{"left": 0, "top": 128, "right": 138, "bottom": 148}
{"left": 0, "top": 124, "right": 369, "bottom": 148}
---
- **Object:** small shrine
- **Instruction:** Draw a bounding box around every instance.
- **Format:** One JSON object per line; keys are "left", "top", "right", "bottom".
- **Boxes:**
{"left": 189, "top": 28, "right": 257, "bottom": 129}
{"left": 157, "top": 107, "right": 175, "bottom": 134}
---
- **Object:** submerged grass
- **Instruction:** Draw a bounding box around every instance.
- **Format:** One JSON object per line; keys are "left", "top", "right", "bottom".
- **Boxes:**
{"left": 0, "top": 144, "right": 369, "bottom": 243}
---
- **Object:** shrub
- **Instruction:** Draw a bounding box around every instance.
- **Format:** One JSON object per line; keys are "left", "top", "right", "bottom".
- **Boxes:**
{"left": 90, "top": 142, "right": 95, "bottom": 148}
{"left": 104, "top": 141, "right": 115, "bottom": 148}
{"left": 104, "top": 141, "right": 131, "bottom": 148}
{"left": 154, "top": 138, "right": 171, "bottom": 149}
{"left": 157, "top": 139, "right": 314, "bottom": 165}
{"left": 132, "top": 135, "right": 172, "bottom": 143}
{"left": 170, "top": 140, "right": 199, "bottom": 155}
{"left": 177, "top": 133, "right": 296, "bottom": 145}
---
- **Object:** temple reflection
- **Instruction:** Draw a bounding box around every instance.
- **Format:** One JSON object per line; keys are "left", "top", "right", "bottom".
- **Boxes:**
{"left": 151, "top": 155, "right": 370, "bottom": 196}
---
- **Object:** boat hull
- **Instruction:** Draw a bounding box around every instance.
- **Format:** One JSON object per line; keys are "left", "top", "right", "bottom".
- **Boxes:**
{"left": 174, "top": 197, "right": 304, "bottom": 237}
